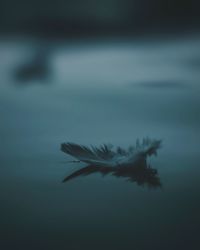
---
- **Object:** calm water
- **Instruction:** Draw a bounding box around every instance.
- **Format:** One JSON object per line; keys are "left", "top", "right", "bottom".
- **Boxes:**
{"left": 0, "top": 35, "right": 200, "bottom": 250}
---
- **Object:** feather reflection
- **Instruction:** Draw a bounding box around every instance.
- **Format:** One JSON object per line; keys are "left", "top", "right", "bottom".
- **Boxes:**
{"left": 63, "top": 160, "right": 161, "bottom": 189}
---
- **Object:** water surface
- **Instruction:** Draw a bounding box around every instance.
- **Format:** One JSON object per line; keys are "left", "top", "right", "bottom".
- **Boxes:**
{"left": 0, "top": 35, "right": 200, "bottom": 250}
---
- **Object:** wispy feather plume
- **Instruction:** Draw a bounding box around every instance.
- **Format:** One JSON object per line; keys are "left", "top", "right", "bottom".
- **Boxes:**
{"left": 61, "top": 138, "right": 161, "bottom": 167}
{"left": 61, "top": 138, "right": 162, "bottom": 188}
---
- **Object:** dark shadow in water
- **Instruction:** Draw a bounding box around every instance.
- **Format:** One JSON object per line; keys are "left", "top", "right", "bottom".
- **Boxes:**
{"left": 14, "top": 47, "right": 50, "bottom": 84}
{"left": 63, "top": 160, "right": 161, "bottom": 189}
{"left": 134, "top": 81, "right": 184, "bottom": 89}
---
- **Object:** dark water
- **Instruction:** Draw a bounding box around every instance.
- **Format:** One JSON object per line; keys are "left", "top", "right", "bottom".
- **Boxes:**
{"left": 0, "top": 36, "right": 200, "bottom": 250}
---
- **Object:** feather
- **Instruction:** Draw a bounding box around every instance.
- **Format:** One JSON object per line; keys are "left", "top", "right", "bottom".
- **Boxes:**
{"left": 61, "top": 142, "right": 115, "bottom": 166}
{"left": 61, "top": 138, "right": 161, "bottom": 167}
{"left": 61, "top": 138, "right": 162, "bottom": 188}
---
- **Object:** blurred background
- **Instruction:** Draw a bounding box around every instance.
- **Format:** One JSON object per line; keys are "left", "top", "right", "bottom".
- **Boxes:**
{"left": 0, "top": 1, "right": 200, "bottom": 250}
{"left": 0, "top": 0, "right": 200, "bottom": 37}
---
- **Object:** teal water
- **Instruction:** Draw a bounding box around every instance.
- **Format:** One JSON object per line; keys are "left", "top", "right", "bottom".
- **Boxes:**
{"left": 0, "top": 36, "right": 200, "bottom": 249}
